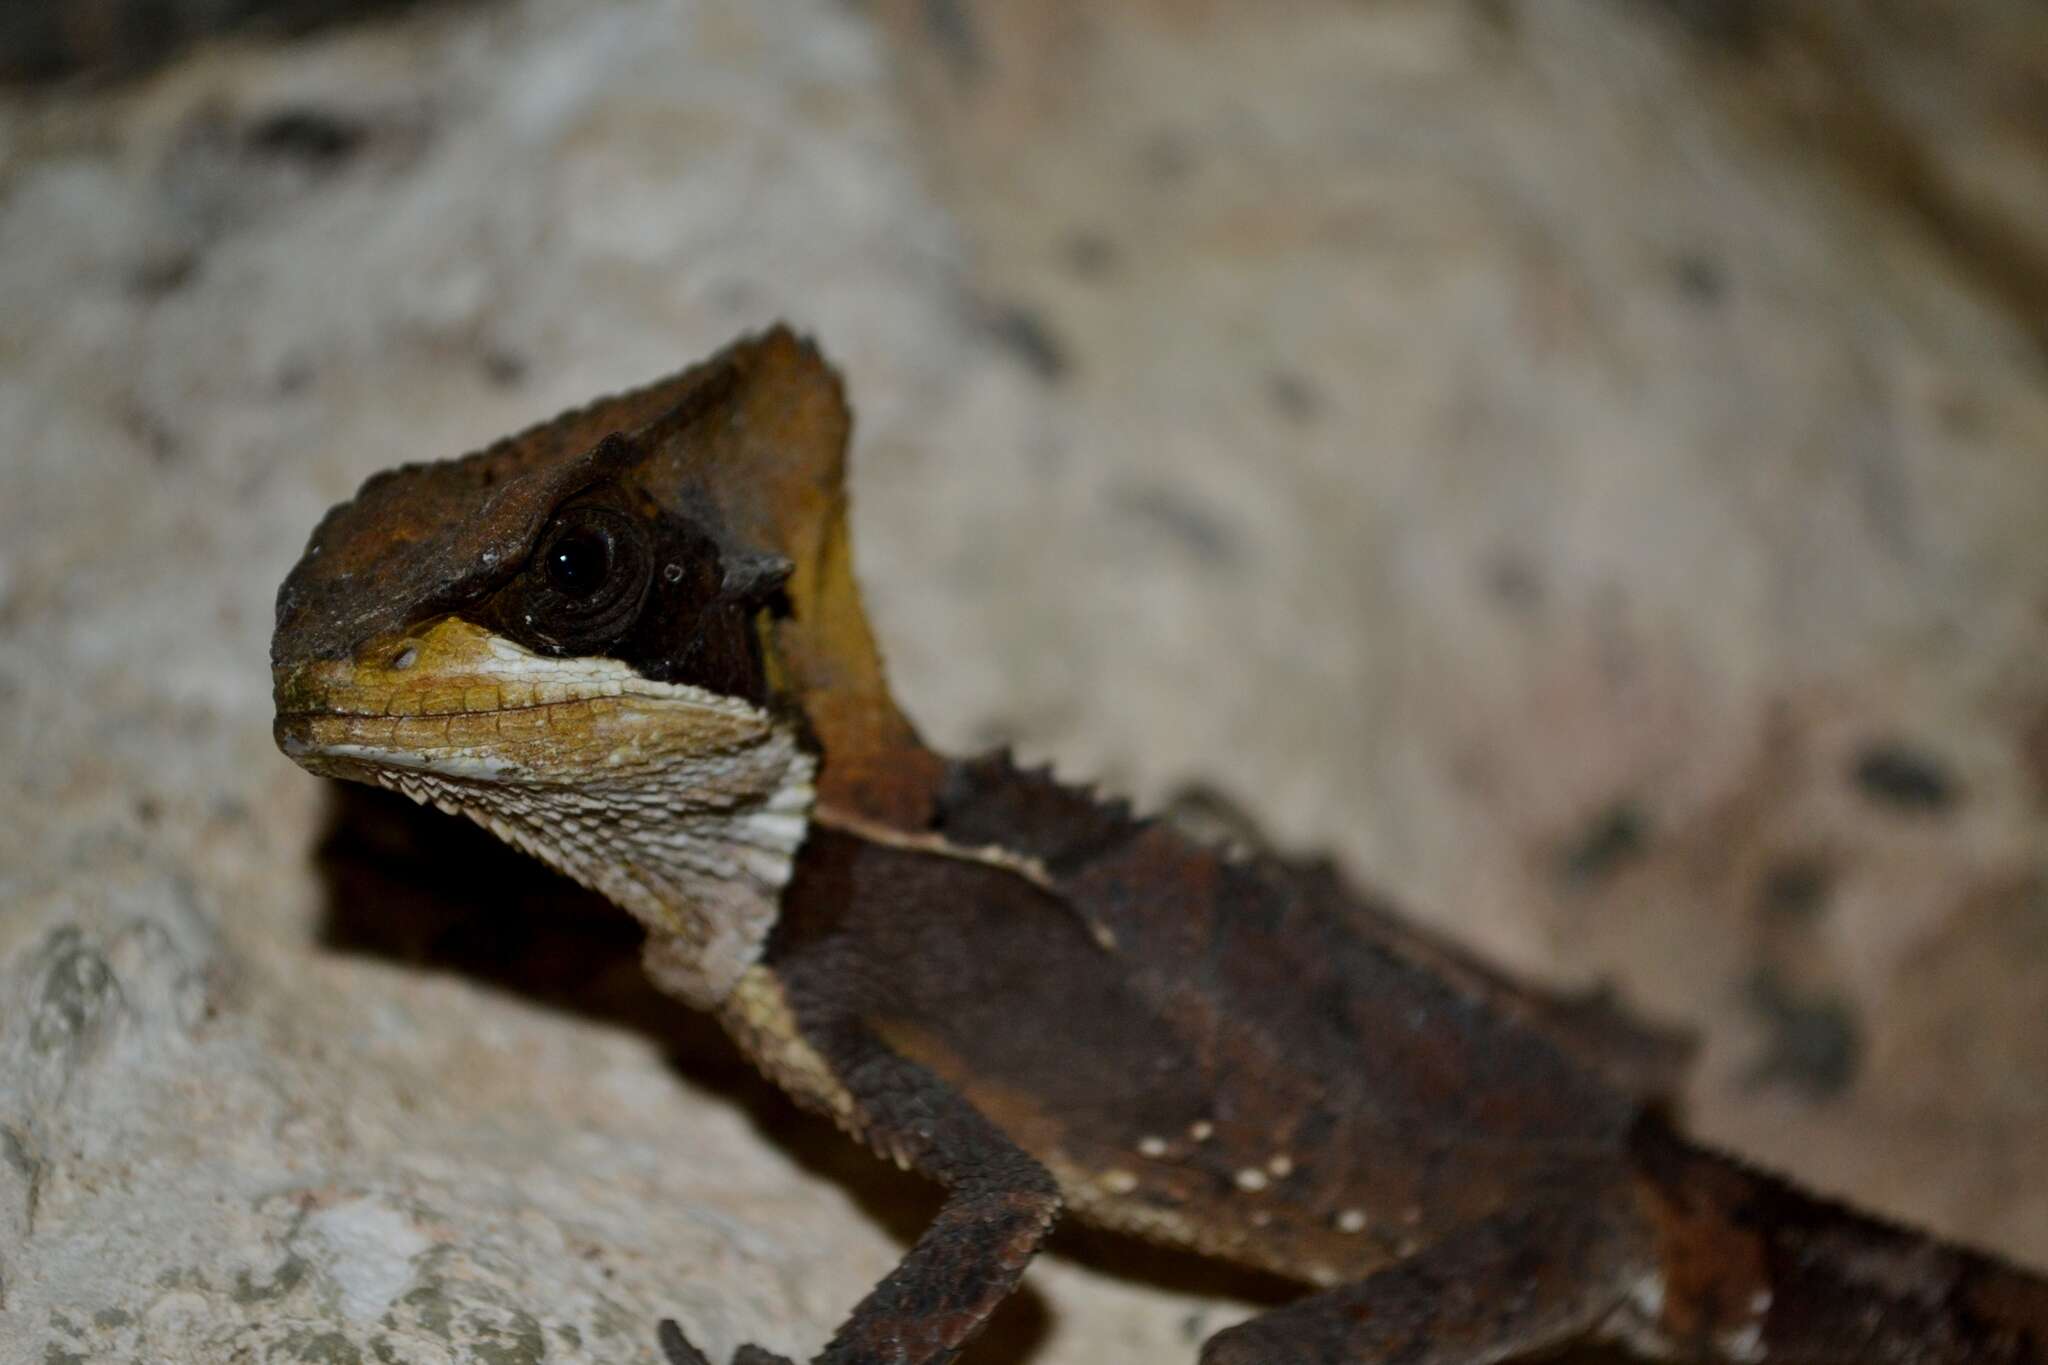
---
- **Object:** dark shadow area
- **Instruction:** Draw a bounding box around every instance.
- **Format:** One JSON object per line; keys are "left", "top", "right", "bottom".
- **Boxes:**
{"left": 313, "top": 781, "right": 931, "bottom": 1206}
{"left": 0, "top": 0, "right": 463, "bottom": 85}
{"left": 313, "top": 783, "right": 1636, "bottom": 1363}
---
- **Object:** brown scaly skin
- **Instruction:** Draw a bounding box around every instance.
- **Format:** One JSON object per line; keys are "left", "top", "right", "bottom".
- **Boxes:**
{"left": 271, "top": 327, "right": 2048, "bottom": 1364}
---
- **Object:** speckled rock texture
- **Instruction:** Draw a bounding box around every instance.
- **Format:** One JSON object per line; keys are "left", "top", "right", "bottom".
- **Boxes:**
{"left": 3, "top": 1, "right": 2046, "bottom": 1362}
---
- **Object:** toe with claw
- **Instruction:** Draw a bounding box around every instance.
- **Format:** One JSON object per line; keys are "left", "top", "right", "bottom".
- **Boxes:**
{"left": 658, "top": 1319, "right": 796, "bottom": 1365}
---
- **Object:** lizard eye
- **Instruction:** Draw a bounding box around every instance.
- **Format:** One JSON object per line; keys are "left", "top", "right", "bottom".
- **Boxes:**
{"left": 520, "top": 505, "right": 653, "bottom": 652}
{"left": 544, "top": 525, "right": 613, "bottom": 597}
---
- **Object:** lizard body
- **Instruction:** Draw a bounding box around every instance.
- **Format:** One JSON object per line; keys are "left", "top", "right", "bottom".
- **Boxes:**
{"left": 271, "top": 327, "right": 2048, "bottom": 1364}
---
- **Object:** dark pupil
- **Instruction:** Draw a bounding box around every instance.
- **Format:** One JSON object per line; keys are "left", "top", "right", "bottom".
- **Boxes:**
{"left": 545, "top": 529, "right": 611, "bottom": 597}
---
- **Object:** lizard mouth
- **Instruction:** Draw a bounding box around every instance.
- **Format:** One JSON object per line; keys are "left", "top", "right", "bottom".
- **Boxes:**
{"left": 271, "top": 615, "right": 789, "bottom": 788}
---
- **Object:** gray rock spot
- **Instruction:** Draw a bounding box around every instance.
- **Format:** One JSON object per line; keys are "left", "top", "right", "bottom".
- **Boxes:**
{"left": 27, "top": 929, "right": 126, "bottom": 1063}
{"left": 274, "top": 1328, "right": 364, "bottom": 1365}
{"left": 1559, "top": 801, "right": 1650, "bottom": 887}
{"left": 233, "top": 1252, "right": 309, "bottom": 1306}
{"left": 1853, "top": 743, "right": 1958, "bottom": 813}
{"left": 1109, "top": 484, "right": 1242, "bottom": 566}
{"left": 467, "top": 1307, "right": 548, "bottom": 1365}
{"left": 1742, "top": 967, "right": 1863, "bottom": 1098}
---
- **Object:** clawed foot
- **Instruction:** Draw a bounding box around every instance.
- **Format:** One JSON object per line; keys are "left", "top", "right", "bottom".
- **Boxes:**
{"left": 657, "top": 1318, "right": 795, "bottom": 1365}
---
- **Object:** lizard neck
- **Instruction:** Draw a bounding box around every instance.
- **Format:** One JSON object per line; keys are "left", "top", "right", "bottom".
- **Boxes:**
{"left": 602, "top": 714, "right": 818, "bottom": 1011}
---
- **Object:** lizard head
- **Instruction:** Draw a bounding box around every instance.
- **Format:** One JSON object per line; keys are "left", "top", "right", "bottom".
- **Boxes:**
{"left": 270, "top": 326, "right": 933, "bottom": 1006}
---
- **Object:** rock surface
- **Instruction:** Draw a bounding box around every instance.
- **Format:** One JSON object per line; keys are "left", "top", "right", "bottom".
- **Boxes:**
{"left": 3, "top": 1, "right": 2046, "bottom": 1362}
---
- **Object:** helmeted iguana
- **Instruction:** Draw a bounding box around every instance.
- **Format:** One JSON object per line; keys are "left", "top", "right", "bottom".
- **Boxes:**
{"left": 272, "top": 326, "right": 2048, "bottom": 1365}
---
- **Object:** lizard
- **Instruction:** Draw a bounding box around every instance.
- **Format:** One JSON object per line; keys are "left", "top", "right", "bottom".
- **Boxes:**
{"left": 270, "top": 325, "right": 2048, "bottom": 1365}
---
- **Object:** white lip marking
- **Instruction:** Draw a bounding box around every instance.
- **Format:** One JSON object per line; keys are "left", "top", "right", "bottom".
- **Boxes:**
{"left": 320, "top": 743, "right": 517, "bottom": 780}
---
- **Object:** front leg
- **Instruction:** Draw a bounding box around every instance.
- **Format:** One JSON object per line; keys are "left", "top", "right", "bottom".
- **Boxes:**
{"left": 663, "top": 1031, "right": 1062, "bottom": 1365}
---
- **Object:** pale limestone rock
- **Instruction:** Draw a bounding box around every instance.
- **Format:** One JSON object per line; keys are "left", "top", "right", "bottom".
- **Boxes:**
{"left": 3, "top": 2, "right": 2046, "bottom": 1363}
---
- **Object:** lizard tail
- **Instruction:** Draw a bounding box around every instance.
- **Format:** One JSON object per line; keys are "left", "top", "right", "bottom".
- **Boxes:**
{"left": 1621, "top": 1113, "right": 2048, "bottom": 1363}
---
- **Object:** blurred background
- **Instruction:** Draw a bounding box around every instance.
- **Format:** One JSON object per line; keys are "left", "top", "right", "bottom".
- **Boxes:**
{"left": 3, "top": 1, "right": 2046, "bottom": 1361}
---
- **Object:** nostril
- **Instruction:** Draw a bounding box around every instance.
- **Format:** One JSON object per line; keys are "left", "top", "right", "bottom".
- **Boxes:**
{"left": 390, "top": 645, "right": 418, "bottom": 671}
